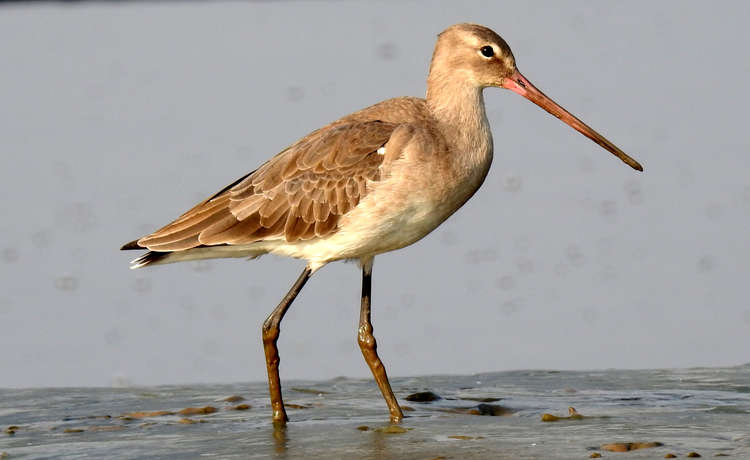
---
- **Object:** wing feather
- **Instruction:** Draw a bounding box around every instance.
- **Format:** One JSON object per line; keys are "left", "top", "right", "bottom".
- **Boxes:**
{"left": 134, "top": 120, "right": 399, "bottom": 251}
{"left": 299, "top": 197, "right": 315, "bottom": 224}
{"left": 313, "top": 201, "right": 330, "bottom": 221}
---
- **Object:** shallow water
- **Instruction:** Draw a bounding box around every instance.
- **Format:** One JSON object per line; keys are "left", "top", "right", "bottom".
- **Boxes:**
{"left": 1, "top": 365, "right": 749, "bottom": 459}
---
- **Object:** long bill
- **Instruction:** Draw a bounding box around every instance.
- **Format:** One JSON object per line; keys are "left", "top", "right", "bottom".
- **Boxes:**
{"left": 501, "top": 69, "right": 643, "bottom": 171}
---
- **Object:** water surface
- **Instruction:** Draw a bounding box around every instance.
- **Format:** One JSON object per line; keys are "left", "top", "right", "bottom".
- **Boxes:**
{"left": 2, "top": 365, "right": 749, "bottom": 459}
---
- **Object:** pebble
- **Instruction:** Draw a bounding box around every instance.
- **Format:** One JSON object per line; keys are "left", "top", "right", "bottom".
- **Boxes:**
{"left": 601, "top": 442, "right": 663, "bottom": 452}
{"left": 541, "top": 406, "right": 584, "bottom": 421}
{"left": 228, "top": 404, "right": 251, "bottom": 411}
{"left": 686, "top": 453, "right": 702, "bottom": 458}
{"left": 221, "top": 395, "right": 245, "bottom": 403}
{"left": 471, "top": 404, "right": 513, "bottom": 416}
{"left": 589, "top": 454, "right": 602, "bottom": 459}
{"left": 356, "top": 425, "right": 369, "bottom": 431}
{"left": 63, "top": 428, "right": 85, "bottom": 433}
{"left": 177, "top": 406, "right": 217, "bottom": 415}
{"left": 664, "top": 454, "right": 677, "bottom": 458}
{"left": 4, "top": 426, "right": 18, "bottom": 435}
{"left": 405, "top": 391, "right": 442, "bottom": 402}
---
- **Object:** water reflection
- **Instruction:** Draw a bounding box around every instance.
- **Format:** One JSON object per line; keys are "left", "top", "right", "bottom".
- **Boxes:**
{"left": 362, "top": 428, "right": 396, "bottom": 460}
{"left": 272, "top": 424, "right": 287, "bottom": 456}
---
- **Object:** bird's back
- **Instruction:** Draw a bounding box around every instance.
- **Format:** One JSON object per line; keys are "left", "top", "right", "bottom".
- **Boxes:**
{"left": 123, "top": 96, "right": 448, "bottom": 267}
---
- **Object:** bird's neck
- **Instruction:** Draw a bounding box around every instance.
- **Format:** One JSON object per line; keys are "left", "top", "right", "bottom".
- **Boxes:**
{"left": 426, "top": 77, "right": 494, "bottom": 171}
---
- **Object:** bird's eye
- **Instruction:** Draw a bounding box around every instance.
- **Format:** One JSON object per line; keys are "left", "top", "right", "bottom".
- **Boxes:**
{"left": 480, "top": 46, "right": 494, "bottom": 58}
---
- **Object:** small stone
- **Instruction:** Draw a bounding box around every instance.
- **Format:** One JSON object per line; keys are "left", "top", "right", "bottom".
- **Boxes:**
{"left": 474, "top": 403, "right": 513, "bottom": 416}
{"left": 590, "top": 454, "right": 602, "bottom": 459}
{"left": 177, "top": 406, "right": 217, "bottom": 415}
{"left": 664, "top": 454, "right": 677, "bottom": 459}
{"left": 4, "top": 426, "right": 18, "bottom": 435}
{"left": 178, "top": 418, "right": 198, "bottom": 424}
{"left": 405, "top": 391, "right": 441, "bottom": 402}
{"left": 541, "top": 407, "right": 584, "bottom": 421}
{"left": 222, "top": 395, "right": 245, "bottom": 403}
{"left": 448, "top": 435, "right": 473, "bottom": 440}
{"left": 356, "top": 425, "right": 369, "bottom": 431}
{"left": 229, "top": 404, "right": 250, "bottom": 411}
{"left": 602, "top": 443, "right": 630, "bottom": 452}
{"left": 687, "top": 453, "right": 702, "bottom": 458}
{"left": 713, "top": 454, "right": 729, "bottom": 457}
{"left": 601, "top": 442, "right": 663, "bottom": 452}
{"left": 64, "top": 428, "right": 85, "bottom": 433}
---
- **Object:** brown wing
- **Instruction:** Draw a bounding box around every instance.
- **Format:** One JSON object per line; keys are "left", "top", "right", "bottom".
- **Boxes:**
{"left": 136, "top": 120, "right": 398, "bottom": 251}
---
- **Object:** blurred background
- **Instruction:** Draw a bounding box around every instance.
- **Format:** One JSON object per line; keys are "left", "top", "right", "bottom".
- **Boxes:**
{"left": 1, "top": 1, "right": 748, "bottom": 388}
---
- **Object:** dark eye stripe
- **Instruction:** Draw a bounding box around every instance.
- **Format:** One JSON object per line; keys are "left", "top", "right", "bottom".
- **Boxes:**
{"left": 480, "top": 46, "right": 494, "bottom": 58}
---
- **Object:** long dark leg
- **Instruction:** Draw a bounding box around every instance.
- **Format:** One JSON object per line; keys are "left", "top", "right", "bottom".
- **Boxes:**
{"left": 357, "top": 258, "right": 404, "bottom": 423}
{"left": 262, "top": 266, "right": 312, "bottom": 426}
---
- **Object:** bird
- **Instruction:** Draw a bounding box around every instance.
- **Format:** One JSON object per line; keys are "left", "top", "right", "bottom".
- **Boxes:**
{"left": 121, "top": 23, "right": 642, "bottom": 426}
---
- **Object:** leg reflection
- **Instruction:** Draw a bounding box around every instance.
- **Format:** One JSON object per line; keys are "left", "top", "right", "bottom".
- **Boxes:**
{"left": 272, "top": 423, "right": 288, "bottom": 456}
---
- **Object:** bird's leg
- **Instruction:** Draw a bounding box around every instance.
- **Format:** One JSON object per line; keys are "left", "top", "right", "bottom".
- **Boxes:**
{"left": 357, "top": 259, "right": 404, "bottom": 423}
{"left": 262, "top": 266, "right": 312, "bottom": 426}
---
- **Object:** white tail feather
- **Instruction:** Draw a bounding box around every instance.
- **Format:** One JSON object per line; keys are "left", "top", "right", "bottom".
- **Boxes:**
{"left": 129, "top": 245, "right": 268, "bottom": 269}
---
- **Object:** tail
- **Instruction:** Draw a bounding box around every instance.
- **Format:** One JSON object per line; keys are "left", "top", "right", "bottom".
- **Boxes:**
{"left": 129, "top": 251, "right": 172, "bottom": 269}
{"left": 122, "top": 242, "right": 268, "bottom": 269}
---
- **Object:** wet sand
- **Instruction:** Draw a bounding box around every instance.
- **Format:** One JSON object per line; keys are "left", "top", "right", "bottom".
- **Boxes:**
{"left": 1, "top": 365, "right": 748, "bottom": 459}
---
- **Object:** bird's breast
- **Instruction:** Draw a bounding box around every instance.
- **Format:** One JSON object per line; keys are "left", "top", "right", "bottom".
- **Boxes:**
{"left": 331, "top": 140, "right": 493, "bottom": 256}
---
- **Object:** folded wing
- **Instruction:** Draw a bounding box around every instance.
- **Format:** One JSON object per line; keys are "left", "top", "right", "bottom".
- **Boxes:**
{"left": 135, "top": 120, "right": 399, "bottom": 251}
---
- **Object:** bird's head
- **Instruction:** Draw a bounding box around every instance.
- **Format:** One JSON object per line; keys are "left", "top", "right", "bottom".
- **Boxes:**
{"left": 431, "top": 23, "right": 643, "bottom": 171}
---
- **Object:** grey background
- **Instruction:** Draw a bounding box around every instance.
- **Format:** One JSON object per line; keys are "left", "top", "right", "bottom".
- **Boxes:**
{"left": 1, "top": 1, "right": 748, "bottom": 388}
